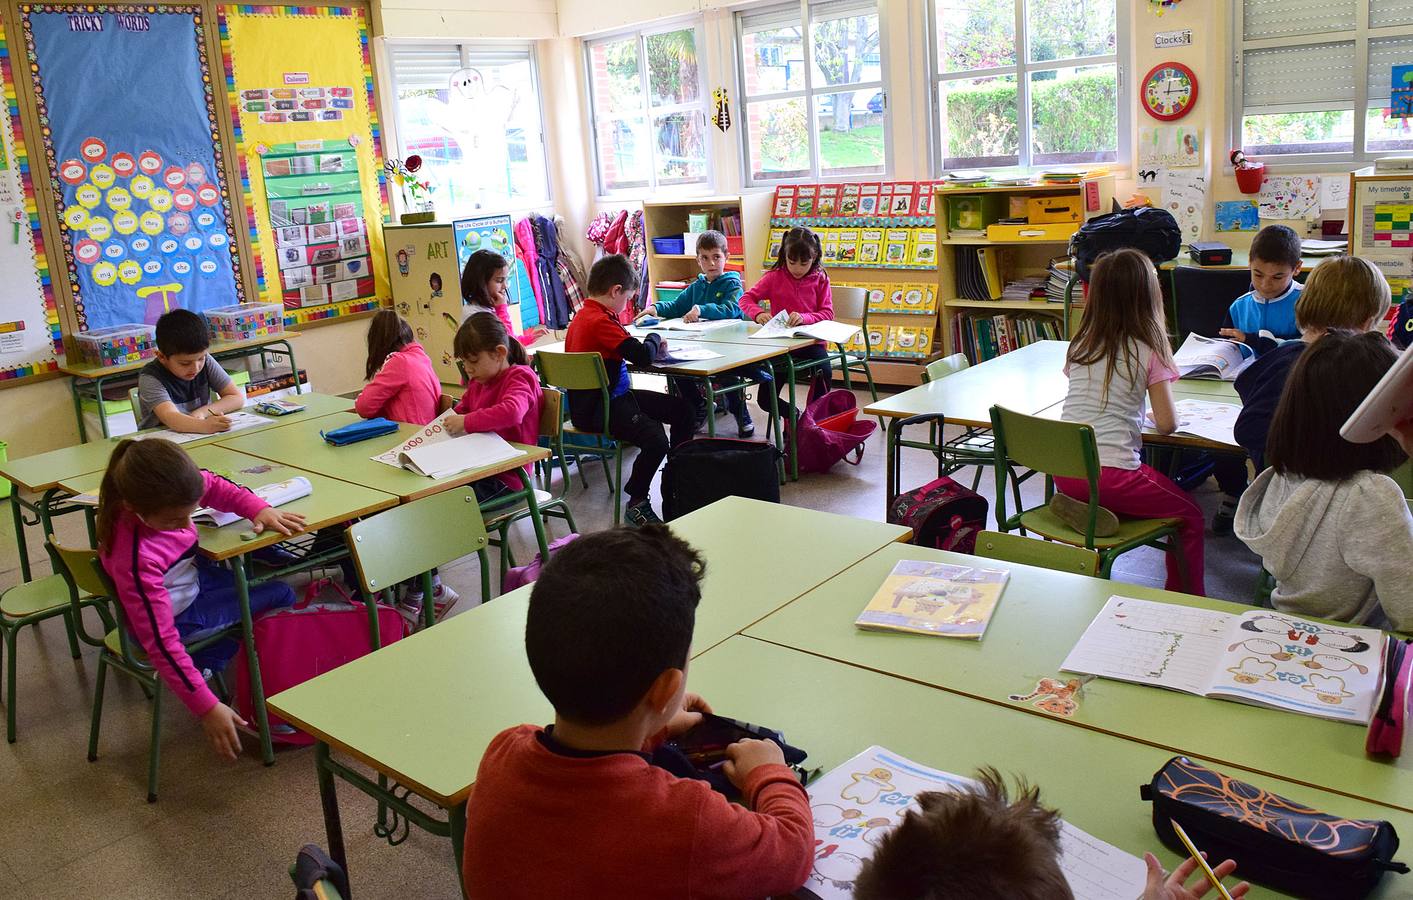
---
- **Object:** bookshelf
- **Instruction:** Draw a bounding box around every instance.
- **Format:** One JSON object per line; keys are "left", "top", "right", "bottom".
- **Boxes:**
{"left": 642, "top": 195, "right": 774, "bottom": 298}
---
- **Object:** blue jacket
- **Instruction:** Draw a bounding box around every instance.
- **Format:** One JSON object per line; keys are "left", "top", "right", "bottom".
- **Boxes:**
{"left": 655, "top": 272, "right": 744, "bottom": 320}
{"left": 1223, "top": 282, "right": 1301, "bottom": 356}
{"left": 1233, "top": 338, "right": 1305, "bottom": 469}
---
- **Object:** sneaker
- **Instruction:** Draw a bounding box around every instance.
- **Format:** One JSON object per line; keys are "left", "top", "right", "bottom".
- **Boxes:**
{"left": 735, "top": 406, "right": 755, "bottom": 438}
{"left": 1212, "top": 498, "right": 1237, "bottom": 536}
{"left": 1048, "top": 493, "right": 1120, "bottom": 538}
{"left": 624, "top": 500, "right": 664, "bottom": 527}
{"left": 404, "top": 579, "right": 459, "bottom": 619}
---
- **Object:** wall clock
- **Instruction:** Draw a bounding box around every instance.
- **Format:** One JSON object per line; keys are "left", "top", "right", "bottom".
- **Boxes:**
{"left": 1142, "top": 62, "right": 1198, "bottom": 121}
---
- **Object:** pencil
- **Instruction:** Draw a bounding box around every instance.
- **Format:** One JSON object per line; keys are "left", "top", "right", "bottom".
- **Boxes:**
{"left": 1170, "top": 820, "right": 1234, "bottom": 900}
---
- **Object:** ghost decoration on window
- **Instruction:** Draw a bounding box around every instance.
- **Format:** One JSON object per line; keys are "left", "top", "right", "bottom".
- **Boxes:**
{"left": 425, "top": 67, "right": 518, "bottom": 211}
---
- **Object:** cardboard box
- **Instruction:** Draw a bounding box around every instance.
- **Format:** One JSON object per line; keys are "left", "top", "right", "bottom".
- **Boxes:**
{"left": 1026, "top": 195, "right": 1082, "bottom": 224}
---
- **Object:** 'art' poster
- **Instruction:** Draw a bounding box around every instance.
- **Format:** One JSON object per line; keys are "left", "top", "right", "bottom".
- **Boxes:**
{"left": 20, "top": 5, "right": 245, "bottom": 331}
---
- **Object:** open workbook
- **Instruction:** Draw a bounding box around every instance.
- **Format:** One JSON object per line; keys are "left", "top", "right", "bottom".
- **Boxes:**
{"left": 193, "top": 476, "right": 311, "bottom": 527}
{"left": 637, "top": 317, "right": 739, "bottom": 333}
{"left": 1172, "top": 333, "right": 1252, "bottom": 381}
{"left": 799, "top": 746, "right": 1147, "bottom": 900}
{"left": 133, "top": 410, "right": 269, "bottom": 444}
{"left": 371, "top": 410, "right": 524, "bottom": 479}
{"left": 749, "top": 311, "right": 860, "bottom": 344}
{"left": 854, "top": 560, "right": 1010, "bottom": 640}
{"left": 1145, "top": 398, "right": 1241, "bottom": 447}
{"left": 1062, "top": 596, "right": 1386, "bottom": 724}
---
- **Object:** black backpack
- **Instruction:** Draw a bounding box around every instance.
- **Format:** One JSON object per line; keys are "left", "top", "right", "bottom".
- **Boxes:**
{"left": 1069, "top": 206, "right": 1182, "bottom": 282}
{"left": 661, "top": 438, "right": 781, "bottom": 521}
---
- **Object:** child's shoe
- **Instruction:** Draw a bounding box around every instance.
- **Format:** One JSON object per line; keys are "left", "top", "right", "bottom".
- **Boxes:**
{"left": 735, "top": 404, "right": 755, "bottom": 438}
{"left": 624, "top": 499, "right": 664, "bottom": 527}
{"left": 1211, "top": 496, "right": 1238, "bottom": 536}
{"left": 403, "top": 577, "right": 460, "bottom": 622}
{"left": 1048, "top": 493, "right": 1119, "bottom": 537}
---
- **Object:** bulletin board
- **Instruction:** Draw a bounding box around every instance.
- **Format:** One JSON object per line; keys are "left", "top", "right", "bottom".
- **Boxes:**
{"left": 0, "top": 6, "right": 60, "bottom": 382}
{"left": 217, "top": 3, "right": 389, "bottom": 328}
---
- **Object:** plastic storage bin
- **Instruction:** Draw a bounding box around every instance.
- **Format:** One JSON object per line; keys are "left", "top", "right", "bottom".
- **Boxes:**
{"left": 204, "top": 303, "right": 286, "bottom": 341}
{"left": 651, "top": 236, "right": 686, "bottom": 255}
{"left": 654, "top": 285, "right": 686, "bottom": 305}
{"left": 73, "top": 324, "right": 157, "bottom": 369}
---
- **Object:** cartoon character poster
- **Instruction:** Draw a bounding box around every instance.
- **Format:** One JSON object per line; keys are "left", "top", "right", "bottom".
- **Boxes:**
{"left": 453, "top": 212, "right": 539, "bottom": 331}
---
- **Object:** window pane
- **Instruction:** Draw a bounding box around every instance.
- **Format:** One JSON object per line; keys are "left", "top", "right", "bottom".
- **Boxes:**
{"left": 810, "top": 7, "right": 881, "bottom": 91}
{"left": 935, "top": 0, "right": 1015, "bottom": 73}
{"left": 815, "top": 91, "right": 886, "bottom": 177}
{"left": 939, "top": 74, "right": 1018, "bottom": 168}
{"left": 1030, "top": 64, "right": 1117, "bottom": 163}
{"left": 1241, "top": 111, "right": 1354, "bottom": 155}
{"left": 746, "top": 97, "right": 809, "bottom": 180}
{"left": 645, "top": 29, "right": 701, "bottom": 107}
{"left": 653, "top": 112, "right": 708, "bottom": 184}
{"left": 1366, "top": 106, "right": 1413, "bottom": 154}
{"left": 595, "top": 117, "right": 651, "bottom": 191}
{"left": 588, "top": 38, "right": 642, "bottom": 117}
{"left": 742, "top": 23, "right": 805, "bottom": 95}
{"left": 1026, "top": 0, "right": 1114, "bottom": 63}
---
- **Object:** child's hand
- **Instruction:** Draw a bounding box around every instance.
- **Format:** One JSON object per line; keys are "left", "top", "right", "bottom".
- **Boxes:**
{"left": 786, "top": 311, "right": 804, "bottom": 327}
{"left": 445, "top": 416, "right": 467, "bottom": 436}
{"left": 201, "top": 413, "right": 233, "bottom": 433}
{"left": 636, "top": 306, "right": 657, "bottom": 322}
{"left": 201, "top": 702, "right": 247, "bottom": 762}
{"left": 664, "top": 692, "right": 713, "bottom": 737}
{"left": 252, "top": 507, "right": 306, "bottom": 536}
{"left": 682, "top": 306, "right": 702, "bottom": 323}
{"left": 723, "top": 738, "right": 786, "bottom": 790}
{"left": 754, "top": 312, "right": 772, "bottom": 325}
{"left": 1142, "top": 852, "right": 1250, "bottom": 900}
{"left": 1219, "top": 328, "right": 1247, "bottom": 343}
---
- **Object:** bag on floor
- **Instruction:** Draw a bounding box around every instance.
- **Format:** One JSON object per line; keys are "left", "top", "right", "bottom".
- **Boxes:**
{"left": 889, "top": 476, "right": 988, "bottom": 554}
{"left": 662, "top": 437, "right": 782, "bottom": 520}
{"left": 502, "top": 532, "right": 581, "bottom": 592}
{"left": 1069, "top": 206, "right": 1181, "bottom": 282}
{"left": 791, "top": 389, "right": 876, "bottom": 474}
{"left": 231, "top": 601, "right": 407, "bottom": 745}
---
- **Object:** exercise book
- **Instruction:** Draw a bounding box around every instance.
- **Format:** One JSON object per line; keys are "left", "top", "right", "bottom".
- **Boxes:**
{"left": 132, "top": 411, "right": 269, "bottom": 444}
{"left": 1145, "top": 399, "right": 1240, "bottom": 446}
{"left": 854, "top": 559, "right": 1010, "bottom": 640}
{"left": 194, "top": 476, "right": 311, "bottom": 527}
{"left": 371, "top": 410, "right": 523, "bottom": 479}
{"left": 639, "top": 318, "right": 738, "bottom": 333}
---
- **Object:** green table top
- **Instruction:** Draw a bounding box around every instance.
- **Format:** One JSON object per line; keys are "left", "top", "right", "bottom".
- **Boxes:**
{"left": 864, "top": 340, "right": 1069, "bottom": 426}
{"left": 58, "top": 330, "right": 302, "bottom": 379}
{"left": 745, "top": 542, "right": 1412, "bottom": 813}
{"left": 0, "top": 392, "right": 352, "bottom": 493}
{"left": 1171, "top": 378, "right": 1241, "bottom": 399}
{"left": 632, "top": 320, "right": 817, "bottom": 350}
{"left": 217, "top": 411, "right": 549, "bottom": 502}
{"left": 690, "top": 637, "right": 1412, "bottom": 900}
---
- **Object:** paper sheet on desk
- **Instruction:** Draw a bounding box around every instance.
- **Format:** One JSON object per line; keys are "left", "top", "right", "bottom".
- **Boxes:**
{"left": 132, "top": 411, "right": 268, "bottom": 444}
{"left": 657, "top": 341, "right": 723, "bottom": 363}
{"left": 1146, "top": 399, "right": 1240, "bottom": 446}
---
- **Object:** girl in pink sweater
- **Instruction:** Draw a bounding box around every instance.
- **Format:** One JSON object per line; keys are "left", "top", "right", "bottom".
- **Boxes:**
{"left": 461, "top": 249, "right": 545, "bottom": 344}
{"left": 97, "top": 439, "right": 305, "bottom": 762}
{"left": 739, "top": 227, "right": 834, "bottom": 416}
{"left": 355, "top": 309, "right": 444, "bottom": 426}
{"left": 446, "top": 314, "right": 543, "bottom": 506}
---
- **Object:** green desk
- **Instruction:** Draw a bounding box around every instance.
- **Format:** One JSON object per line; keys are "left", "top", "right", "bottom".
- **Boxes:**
{"left": 1031, "top": 378, "right": 1243, "bottom": 452}
{"left": 692, "top": 636, "right": 1411, "bottom": 900}
{"left": 1161, "top": 253, "right": 1325, "bottom": 272}
{"left": 653, "top": 341, "right": 788, "bottom": 467}
{"left": 746, "top": 542, "right": 1412, "bottom": 813}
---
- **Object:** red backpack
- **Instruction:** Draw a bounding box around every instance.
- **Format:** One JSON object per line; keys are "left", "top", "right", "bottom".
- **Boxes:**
{"left": 790, "top": 389, "right": 877, "bottom": 474}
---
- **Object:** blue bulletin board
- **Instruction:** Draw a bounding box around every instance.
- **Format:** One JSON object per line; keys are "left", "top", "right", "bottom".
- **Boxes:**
{"left": 20, "top": 5, "right": 245, "bottom": 331}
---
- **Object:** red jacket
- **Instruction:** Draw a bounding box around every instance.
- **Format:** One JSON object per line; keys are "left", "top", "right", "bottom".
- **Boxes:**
{"left": 354, "top": 342, "right": 442, "bottom": 426}
{"left": 462, "top": 725, "right": 814, "bottom": 900}
{"left": 454, "top": 364, "right": 542, "bottom": 488}
{"left": 740, "top": 268, "right": 833, "bottom": 325}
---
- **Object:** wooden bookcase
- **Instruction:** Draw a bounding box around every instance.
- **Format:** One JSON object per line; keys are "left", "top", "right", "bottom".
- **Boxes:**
{"left": 642, "top": 194, "right": 773, "bottom": 296}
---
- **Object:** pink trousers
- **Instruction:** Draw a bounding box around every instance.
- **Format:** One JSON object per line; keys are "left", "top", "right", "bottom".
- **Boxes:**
{"left": 1054, "top": 464, "right": 1205, "bottom": 596}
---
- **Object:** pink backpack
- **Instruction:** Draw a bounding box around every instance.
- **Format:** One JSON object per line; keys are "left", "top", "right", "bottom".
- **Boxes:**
{"left": 790, "top": 389, "right": 877, "bottom": 474}
{"left": 502, "top": 533, "right": 581, "bottom": 592}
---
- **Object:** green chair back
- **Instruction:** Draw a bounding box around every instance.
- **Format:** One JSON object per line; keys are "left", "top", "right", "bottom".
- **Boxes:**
{"left": 50, "top": 538, "right": 114, "bottom": 599}
{"left": 345, "top": 488, "right": 490, "bottom": 594}
{"left": 536, "top": 351, "right": 610, "bottom": 392}
{"left": 921, "top": 353, "right": 969, "bottom": 384}
{"left": 128, "top": 387, "right": 142, "bottom": 424}
{"left": 974, "top": 530, "right": 1101, "bottom": 577}
{"left": 989, "top": 405, "right": 1096, "bottom": 481}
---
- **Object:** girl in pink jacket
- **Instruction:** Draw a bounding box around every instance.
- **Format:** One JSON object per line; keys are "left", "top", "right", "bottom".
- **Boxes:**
{"left": 739, "top": 227, "right": 834, "bottom": 417}
{"left": 355, "top": 309, "right": 444, "bottom": 426}
{"left": 97, "top": 439, "right": 305, "bottom": 761}
{"left": 461, "top": 249, "right": 545, "bottom": 344}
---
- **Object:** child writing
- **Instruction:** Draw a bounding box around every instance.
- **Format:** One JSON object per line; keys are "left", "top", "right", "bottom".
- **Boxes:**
{"left": 1053, "top": 248, "right": 1205, "bottom": 595}
{"left": 96, "top": 439, "right": 305, "bottom": 761}
{"left": 740, "top": 226, "right": 833, "bottom": 418}
{"left": 636, "top": 229, "right": 756, "bottom": 436}
{"left": 460, "top": 248, "right": 544, "bottom": 343}
{"left": 563, "top": 254, "right": 694, "bottom": 526}
{"left": 1235, "top": 331, "right": 1413, "bottom": 631}
{"left": 354, "top": 308, "right": 443, "bottom": 426}
{"left": 136, "top": 309, "right": 245, "bottom": 434}
{"left": 462, "top": 526, "right": 814, "bottom": 897}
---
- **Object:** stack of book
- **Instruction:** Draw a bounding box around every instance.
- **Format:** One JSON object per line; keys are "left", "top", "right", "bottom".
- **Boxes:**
{"left": 952, "top": 311, "right": 1064, "bottom": 362}
{"left": 1046, "top": 257, "right": 1076, "bottom": 303}
{"left": 954, "top": 247, "right": 1003, "bottom": 301}
{"left": 1000, "top": 274, "right": 1047, "bottom": 302}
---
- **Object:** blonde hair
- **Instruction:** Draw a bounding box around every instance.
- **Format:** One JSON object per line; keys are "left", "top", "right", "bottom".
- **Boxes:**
{"left": 1295, "top": 256, "right": 1392, "bottom": 332}
{"left": 1068, "top": 249, "right": 1173, "bottom": 405}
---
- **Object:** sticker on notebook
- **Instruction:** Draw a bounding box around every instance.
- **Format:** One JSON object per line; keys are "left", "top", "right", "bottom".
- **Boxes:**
{"left": 1009, "top": 676, "right": 1088, "bottom": 718}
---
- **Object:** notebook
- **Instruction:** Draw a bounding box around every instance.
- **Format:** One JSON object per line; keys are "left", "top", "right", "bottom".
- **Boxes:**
{"left": 1061, "top": 596, "right": 1386, "bottom": 724}
{"left": 654, "top": 340, "right": 723, "bottom": 364}
{"left": 638, "top": 318, "right": 738, "bottom": 333}
{"left": 854, "top": 559, "right": 1010, "bottom": 640}
{"left": 1145, "top": 398, "right": 1241, "bottom": 446}
{"left": 1172, "top": 333, "right": 1252, "bottom": 381}
{"left": 193, "top": 476, "right": 311, "bottom": 527}
{"left": 799, "top": 746, "right": 1147, "bottom": 900}
{"left": 750, "top": 311, "right": 859, "bottom": 344}
{"left": 133, "top": 410, "right": 269, "bottom": 444}
{"left": 371, "top": 410, "right": 525, "bottom": 479}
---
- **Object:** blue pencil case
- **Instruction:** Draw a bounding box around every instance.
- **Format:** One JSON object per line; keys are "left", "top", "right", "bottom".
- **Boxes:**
{"left": 320, "top": 418, "right": 399, "bottom": 446}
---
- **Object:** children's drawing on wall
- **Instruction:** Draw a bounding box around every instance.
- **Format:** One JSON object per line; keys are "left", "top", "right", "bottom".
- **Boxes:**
{"left": 1214, "top": 200, "right": 1259, "bottom": 232}
{"left": 1138, "top": 125, "right": 1200, "bottom": 168}
{"left": 1259, "top": 176, "right": 1320, "bottom": 220}
{"left": 1392, "top": 65, "right": 1413, "bottom": 119}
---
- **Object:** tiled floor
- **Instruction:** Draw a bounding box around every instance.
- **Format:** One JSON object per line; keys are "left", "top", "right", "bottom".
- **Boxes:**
{"left": 0, "top": 385, "right": 1262, "bottom": 898}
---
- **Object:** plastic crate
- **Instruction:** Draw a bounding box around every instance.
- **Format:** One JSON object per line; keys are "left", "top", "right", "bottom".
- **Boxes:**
{"left": 654, "top": 286, "right": 686, "bottom": 305}
{"left": 204, "top": 302, "right": 285, "bottom": 341}
{"left": 651, "top": 236, "right": 685, "bottom": 255}
{"left": 73, "top": 324, "right": 157, "bottom": 369}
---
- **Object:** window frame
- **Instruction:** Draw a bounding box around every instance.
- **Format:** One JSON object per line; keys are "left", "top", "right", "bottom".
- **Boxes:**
{"left": 386, "top": 41, "right": 554, "bottom": 211}
{"left": 925, "top": 0, "right": 1129, "bottom": 173}
{"left": 583, "top": 18, "right": 712, "bottom": 197}
{"left": 734, "top": 0, "right": 892, "bottom": 187}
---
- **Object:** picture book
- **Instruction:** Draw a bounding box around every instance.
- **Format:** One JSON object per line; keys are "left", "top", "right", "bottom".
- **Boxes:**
{"left": 887, "top": 285, "right": 908, "bottom": 313}
{"left": 865, "top": 286, "right": 890, "bottom": 314}
{"left": 878, "top": 183, "right": 896, "bottom": 218}
{"left": 858, "top": 228, "right": 885, "bottom": 264}
{"left": 910, "top": 229, "right": 938, "bottom": 266}
{"left": 766, "top": 228, "right": 787, "bottom": 263}
{"left": 836, "top": 228, "right": 860, "bottom": 263}
{"left": 855, "top": 559, "right": 1010, "bottom": 639}
{"left": 773, "top": 185, "right": 798, "bottom": 217}
{"left": 800, "top": 746, "right": 1147, "bottom": 900}
{"left": 916, "top": 181, "right": 938, "bottom": 217}
{"left": 193, "top": 476, "right": 311, "bottom": 528}
{"left": 1146, "top": 398, "right": 1240, "bottom": 446}
{"left": 890, "top": 181, "right": 916, "bottom": 216}
{"left": 821, "top": 229, "right": 840, "bottom": 263}
{"left": 866, "top": 324, "right": 889, "bottom": 354}
{"left": 884, "top": 229, "right": 912, "bottom": 265}
{"left": 897, "top": 284, "right": 930, "bottom": 314}
{"left": 858, "top": 183, "right": 881, "bottom": 216}
{"left": 1172, "top": 333, "right": 1254, "bottom": 380}
{"left": 839, "top": 183, "right": 861, "bottom": 216}
{"left": 252, "top": 398, "right": 306, "bottom": 416}
{"left": 371, "top": 409, "right": 524, "bottom": 478}
{"left": 1061, "top": 596, "right": 1387, "bottom": 724}
{"left": 752, "top": 312, "right": 861, "bottom": 344}
{"left": 796, "top": 185, "right": 819, "bottom": 216}
{"left": 817, "top": 184, "right": 841, "bottom": 217}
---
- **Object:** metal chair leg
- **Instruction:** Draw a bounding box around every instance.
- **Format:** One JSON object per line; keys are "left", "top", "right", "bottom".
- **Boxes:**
{"left": 88, "top": 655, "right": 108, "bottom": 761}
{"left": 146, "top": 685, "right": 163, "bottom": 803}
{"left": 4, "top": 626, "right": 17, "bottom": 743}
{"left": 62, "top": 609, "right": 82, "bottom": 660}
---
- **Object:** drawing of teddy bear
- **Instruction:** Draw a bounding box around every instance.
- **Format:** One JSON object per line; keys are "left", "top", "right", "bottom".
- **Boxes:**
{"left": 1300, "top": 654, "right": 1368, "bottom": 674}
{"left": 1226, "top": 657, "right": 1277, "bottom": 685}
{"left": 811, "top": 805, "right": 862, "bottom": 829}
{"left": 1302, "top": 674, "right": 1354, "bottom": 705}
{"left": 1226, "top": 637, "right": 1291, "bottom": 661}
{"left": 1009, "top": 678, "right": 1083, "bottom": 717}
{"left": 841, "top": 768, "right": 895, "bottom": 805}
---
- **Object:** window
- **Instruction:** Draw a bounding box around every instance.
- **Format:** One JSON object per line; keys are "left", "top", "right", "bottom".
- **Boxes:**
{"left": 586, "top": 23, "right": 709, "bottom": 194}
{"left": 388, "top": 44, "right": 551, "bottom": 215}
{"left": 1235, "top": 0, "right": 1413, "bottom": 162}
{"left": 930, "top": 0, "right": 1125, "bottom": 170}
{"left": 736, "top": 0, "right": 887, "bottom": 184}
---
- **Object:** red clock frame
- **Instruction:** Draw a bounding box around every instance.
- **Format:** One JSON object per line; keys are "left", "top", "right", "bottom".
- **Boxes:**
{"left": 1141, "top": 61, "right": 1198, "bottom": 122}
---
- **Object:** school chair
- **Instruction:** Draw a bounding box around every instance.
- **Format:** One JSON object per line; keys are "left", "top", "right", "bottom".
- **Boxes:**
{"left": 828, "top": 286, "right": 882, "bottom": 428}
{"left": 49, "top": 536, "right": 238, "bottom": 803}
{"left": 536, "top": 350, "right": 630, "bottom": 525}
{"left": 527, "top": 354, "right": 614, "bottom": 492}
{"left": 918, "top": 353, "right": 996, "bottom": 490}
{"left": 973, "top": 530, "right": 1101, "bottom": 577}
{"left": 1172, "top": 266, "right": 1253, "bottom": 342}
{"left": 344, "top": 488, "right": 493, "bottom": 632}
{"left": 988, "top": 406, "right": 1187, "bottom": 587}
{"left": 127, "top": 387, "right": 142, "bottom": 428}
{"left": 1, "top": 562, "right": 100, "bottom": 742}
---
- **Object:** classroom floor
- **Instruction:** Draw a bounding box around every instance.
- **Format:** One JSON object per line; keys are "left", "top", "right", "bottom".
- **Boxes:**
{"left": 0, "top": 385, "right": 1262, "bottom": 899}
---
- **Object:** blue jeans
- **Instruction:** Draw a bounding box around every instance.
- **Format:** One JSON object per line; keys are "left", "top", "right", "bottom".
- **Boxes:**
{"left": 173, "top": 560, "right": 296, "bottom": 672}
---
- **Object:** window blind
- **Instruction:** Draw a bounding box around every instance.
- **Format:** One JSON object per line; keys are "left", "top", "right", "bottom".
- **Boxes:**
{"left": 389, "top": 45, "right": 462, "bottom": 93}
{"left": 1242, "top": 0, "right": 1356, "bottom": 40}
{"left": 1370, "top": 36, "right": 1413, "bottom": 100}
{"left": 1371, "top": 0, "right": 1413, "bottom": 27}
{"left": 1242, "top": 42, "right": 1356, "bottom": 111}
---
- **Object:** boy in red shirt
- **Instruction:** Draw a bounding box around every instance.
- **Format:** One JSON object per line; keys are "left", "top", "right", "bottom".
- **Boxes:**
{"left": 462, "top": 526, "right": 814, "bottom": 899}
{"left": 563, "top": 254, "right": 693, "bottom": 526}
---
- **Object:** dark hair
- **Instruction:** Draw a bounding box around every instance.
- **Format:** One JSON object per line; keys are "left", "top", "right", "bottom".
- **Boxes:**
{"left": 1250, "top": 224, "right": 1303, "bottom": 269}
{"left": 526, "top": 525, "right": 705, "bottom": 725}
{"left": 1068, "top": 248, "right": 1173, "bottom": 405}
{"left": 773, "top": 226, "right": 822, "bottom": 274}
{"left": 364, "top": 308, "right": 414, "bottom": 381}
{"left": 96, "top": 439, "right": 205, "bottom": 547}
{"left": 586, "top": 253, "right": 640, "bottom": 297}
{"left": 1267, "top": 330, "right": 1407, "bottom": 480}
{"left": 854, "top": 768, "right": 1072, "bottom": 900}
{"left": 695, "top": 230, "right": 727, "bottom": 254}
{"left": 460, "top": 249, "right": 509, "bottom": 309}
{"left": 154, "top": 309, "right": 210, "bottom": 356}
{"left": 453, "top": 313, "right": 528, "bottom": 367}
